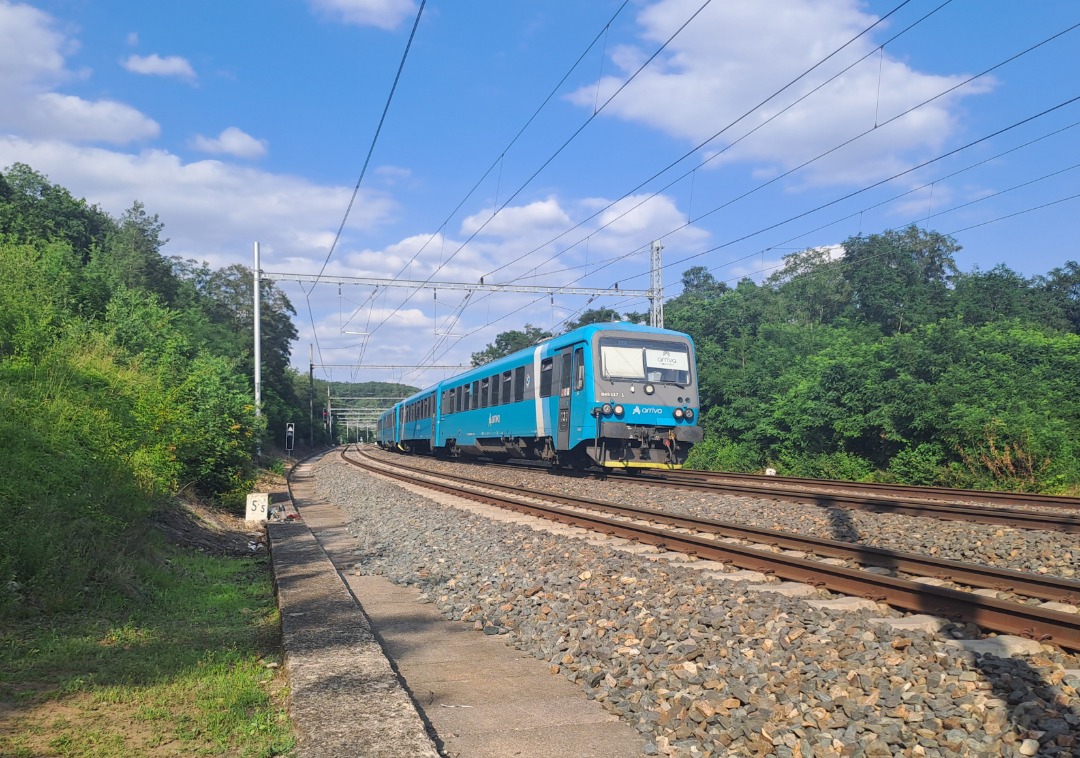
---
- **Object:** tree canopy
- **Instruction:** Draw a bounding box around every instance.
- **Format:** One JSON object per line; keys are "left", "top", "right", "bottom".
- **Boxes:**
{"left": 0, "top": 163, "right": 309, "bottom": 613}
{"left": 667, "top": 226, "right": 1080, "bottom": 493}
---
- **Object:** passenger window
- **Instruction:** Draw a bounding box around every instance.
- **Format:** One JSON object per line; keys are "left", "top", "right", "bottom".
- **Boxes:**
{"left": 514, "top": 366, "right": 525, "bottom": 402}
{"left": 502, "top": 370, "right": 513, "bottom": 406}
{"left": 574, "top": 347, "right": 585, "bottom": 391}
{"left": 480, "top": 378, "right": 490, "bottom": 409}
{"left": 491, "top": 374, "right": 500, "bottom": 406}
{"left": 539, "top": 357, "right": 553, "bottom": 398}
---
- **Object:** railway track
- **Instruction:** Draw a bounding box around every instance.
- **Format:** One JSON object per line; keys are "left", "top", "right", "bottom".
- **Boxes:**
{"left": 345, "top": 447, "right": 1080, "bottom": 651}
{"left": 422, "top": 455, "right": 1080, "bottom": 533}
{"left": 656, "top": 468, "right": 1080, "bottom": 511}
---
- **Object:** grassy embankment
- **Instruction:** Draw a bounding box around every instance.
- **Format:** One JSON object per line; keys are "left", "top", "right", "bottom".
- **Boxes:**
{"left": 0, "top": 499, "right": 294, "bottom": 757}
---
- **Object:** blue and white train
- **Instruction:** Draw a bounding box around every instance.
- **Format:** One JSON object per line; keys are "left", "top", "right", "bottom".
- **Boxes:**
{"left": 376, "top": 322, "right": 703, "bottom": 470}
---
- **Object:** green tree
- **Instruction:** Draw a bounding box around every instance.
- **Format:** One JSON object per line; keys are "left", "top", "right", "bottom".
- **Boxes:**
{"left": 680, "top": 265, "right": 728, "bottom": 298}
{"left": 841, "top": 226, "right": 959, "bottom": 333}
{"left": 93, "top": 201, "right": 179, "bottom": 305}
{"left": 0, "top": 163, "right": 113, "bottom": 260}
{"left": 1041, "top": 261, "right": 1080, "bottom": 333}
{"left": 471, "top": 324, "right": 552, "bottom": 366}
{"left": 767, "top": 245, "right": 851, "bottom": 326}
{"left": 561, "top": 307, "right": 624, "bottom": 332}
{"left": 950, "top": 264, "right": 1068, "bottom": 329}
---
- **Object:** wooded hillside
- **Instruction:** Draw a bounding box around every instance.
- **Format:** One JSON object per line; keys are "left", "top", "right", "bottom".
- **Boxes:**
{"left": 0, "top": 163, "right": 305, "bottom": 614}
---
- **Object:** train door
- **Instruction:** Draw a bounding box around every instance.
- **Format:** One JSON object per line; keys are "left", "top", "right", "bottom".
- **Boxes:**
{"left": 556, "top": 345, "right": 585, "bottom": 450}
{"left": 430, "top": 392, "right": 438, "bottom": 450}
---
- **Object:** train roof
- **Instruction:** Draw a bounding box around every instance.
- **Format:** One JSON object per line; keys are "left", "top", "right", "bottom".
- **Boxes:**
{"left": 393, "top": 322, "right": 692, "bottom": 405}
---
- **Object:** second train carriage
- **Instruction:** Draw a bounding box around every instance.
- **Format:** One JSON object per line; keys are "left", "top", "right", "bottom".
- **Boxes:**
{"left": 377, "top": 322, "right": 703, "bottom": 469}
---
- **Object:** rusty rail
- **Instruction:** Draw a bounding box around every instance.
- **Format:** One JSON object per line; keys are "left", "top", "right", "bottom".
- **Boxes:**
{"left": 346, "top": 447, "right": 1080, "bottom": 651}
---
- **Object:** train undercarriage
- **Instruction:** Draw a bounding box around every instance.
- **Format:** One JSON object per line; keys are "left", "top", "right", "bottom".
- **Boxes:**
{"left": 435, "top": 423, "right": 703, "bottom": 471}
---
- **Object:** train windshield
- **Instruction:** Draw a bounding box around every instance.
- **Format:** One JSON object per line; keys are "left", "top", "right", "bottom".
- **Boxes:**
{"left": 599, "top": 339, "right": 691, "bottom": 385}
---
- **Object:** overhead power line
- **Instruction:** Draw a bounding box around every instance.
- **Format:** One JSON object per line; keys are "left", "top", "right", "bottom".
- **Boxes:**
{"left": 302, "top": 0, "right": 427, "bottom": 380}
{"left": 417, "top": 95, "right": 1080, "bottom": 372}
{"left": 355, "top": 0, "right": 716, "bottom": 358}
{"left": 399, "top": 0, "right": 925, "bottom": 373}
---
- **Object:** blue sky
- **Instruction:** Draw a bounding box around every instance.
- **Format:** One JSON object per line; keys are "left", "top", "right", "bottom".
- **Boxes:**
{"left": 2, "top": 0, "right": 1078, "bottom": 387}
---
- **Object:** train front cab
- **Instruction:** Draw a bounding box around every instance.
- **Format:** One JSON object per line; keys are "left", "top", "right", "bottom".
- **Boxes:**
{"left": 574, "top": 327, "right": 703, "bottom": 470}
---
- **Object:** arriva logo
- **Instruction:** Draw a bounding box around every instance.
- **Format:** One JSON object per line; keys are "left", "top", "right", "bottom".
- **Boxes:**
{"left": 488, "top": 414, "right": 501, "bottom": 425}
{"left": 655, "top": 352, "right": 679, "bottom": 366}
{"left": 632, "top": 407, "right": 664, "bottom": 415}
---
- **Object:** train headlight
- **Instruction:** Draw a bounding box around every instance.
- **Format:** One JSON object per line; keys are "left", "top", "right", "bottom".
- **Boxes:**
{"left": 602, "top": 403, "right": 614, "bottom": 416}
{"left": 613, "top": 404, "right": 624, "bottom": 416}
{"left": 685, "top": 408, "right": 694, "bottom": 420}
{"left": 644, "top": 384, "right": 655, "bottom": 395}
{"left": 673, "top": 408, "right": 685, "bottom": 419}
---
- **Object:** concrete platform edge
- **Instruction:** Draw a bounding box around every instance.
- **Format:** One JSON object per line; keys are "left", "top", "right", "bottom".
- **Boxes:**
{"left": 268, "top": 466, "right": 440, "bottom": 758}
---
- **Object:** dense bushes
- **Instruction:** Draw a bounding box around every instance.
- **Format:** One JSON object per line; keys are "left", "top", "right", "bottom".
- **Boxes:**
{"left": 669, "top": 228, "right": 1080, "bottom": 493}
{"left": 0, "top": 164, "right": 298, "bottom": 615}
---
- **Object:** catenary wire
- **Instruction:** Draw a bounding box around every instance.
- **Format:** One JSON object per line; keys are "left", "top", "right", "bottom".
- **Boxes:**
{"left": 357, "top": 0, "right": 716, "bottom": 357}
{"left": 416, "top": 22, "right": 1079, "bottom": 367}
{"left": 405, "top": 0, "right": 927, "bottom": 378}
{"left": 303, "top": 0, "right": 426, "bottom": 380}
{"left": 418, "top": 96, "right": 1080, "bottom": 371}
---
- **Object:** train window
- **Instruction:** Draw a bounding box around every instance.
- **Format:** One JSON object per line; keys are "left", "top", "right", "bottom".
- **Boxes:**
{"left": 480, "top": 378, "right": 490, "bottom": 409}
{"left": 600, "top": 339, "right": 691, "bottom": 385}
{"left": 574, "top": 347, "right": 585, "bottom": 390}
{"left": 491, "top": 374, "right": 500, "bottom": 406}
{"left": 514, "top": 366, "right": 525, "bottom": 402}
{"left": 559, "top": 352, "right": 572, "bottom": 397}
{"left": 502, "top": 370, "right": 513, "bottom": 406}
{"left": 644, "top": 347, "right": 691, "bottom": 384}
{"left": 601, "top": 345, "right": 646, "bottom": 379}
{"left": 539, "top": 357, "right": 553, "bottom": 398}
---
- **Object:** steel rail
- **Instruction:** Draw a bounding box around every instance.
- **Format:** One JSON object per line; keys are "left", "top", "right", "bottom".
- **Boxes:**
{"left": 344, "top": 448, "right": 1080, "bottom": 650}
{"left": 658, "top": 469, "right": 1080, "bottom": 511}
{"left": 632, "top": 473, "right": 1080, "bottom": 534}
{"left": 352, "top": 449, "right": 1080, "bottom": 604}
{"left": 368, "top": 452, "right": 1080, "bottom": 529}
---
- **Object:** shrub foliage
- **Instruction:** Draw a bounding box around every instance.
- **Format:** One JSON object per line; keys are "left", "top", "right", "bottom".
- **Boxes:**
{"left": 0, "top": 164, "right": 303, "bottom": 614}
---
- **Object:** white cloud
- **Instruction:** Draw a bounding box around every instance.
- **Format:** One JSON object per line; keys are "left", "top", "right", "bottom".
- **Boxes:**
{"left": 306, "top": 0, "right": 417, "bottom": 30}
{"left": 374, "top": 164, "right": 416, "bottom": 187}
{"left": 0, "top": 1, "right": 69, "bottom": 92}
{"left": 0, "top": 136, "right": 397, "bottom": 270}
{"left": 0, "top": 2, "right": 158, "bottom": 144}
{"left": 17, "top": 92, "right": 159, "bottom": 144}
{"left": 460, "top": 197, "right": 571, "bottom": 237}
{"left": 191, "top": 127, "right": 267, "bottom": 159}
{"left": 122, "top": 53, "right": 196, "bottom": 81}
{"left": 589, "top": 193, "right": 688, "bottom": 239}
{"left": 568, "top": 0, "right": 993, "bottom": 188}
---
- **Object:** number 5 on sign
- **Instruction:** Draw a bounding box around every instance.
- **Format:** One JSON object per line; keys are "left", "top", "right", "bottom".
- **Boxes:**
{"left": 246, "top": 493, "right": 269, "bottom": 522}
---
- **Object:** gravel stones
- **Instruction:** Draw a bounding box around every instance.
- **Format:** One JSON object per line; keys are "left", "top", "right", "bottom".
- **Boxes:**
{"left": 314, "top": 455, "right": 1080, "bottom": 757}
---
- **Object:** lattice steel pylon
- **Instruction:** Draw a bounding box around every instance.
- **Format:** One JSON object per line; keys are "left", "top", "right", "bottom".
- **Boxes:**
{"left": 650, "top": 239, "right": 664, "bottom": 329}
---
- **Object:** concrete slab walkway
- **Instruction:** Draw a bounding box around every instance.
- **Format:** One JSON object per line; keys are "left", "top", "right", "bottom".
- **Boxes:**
{"left": 271, "top": 452, "right": 646, "bottom": 757}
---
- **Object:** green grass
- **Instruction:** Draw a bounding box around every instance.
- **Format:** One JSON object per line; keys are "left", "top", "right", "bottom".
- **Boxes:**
{"left": 0, "top": 542, "right": 295, "bottom": 757}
